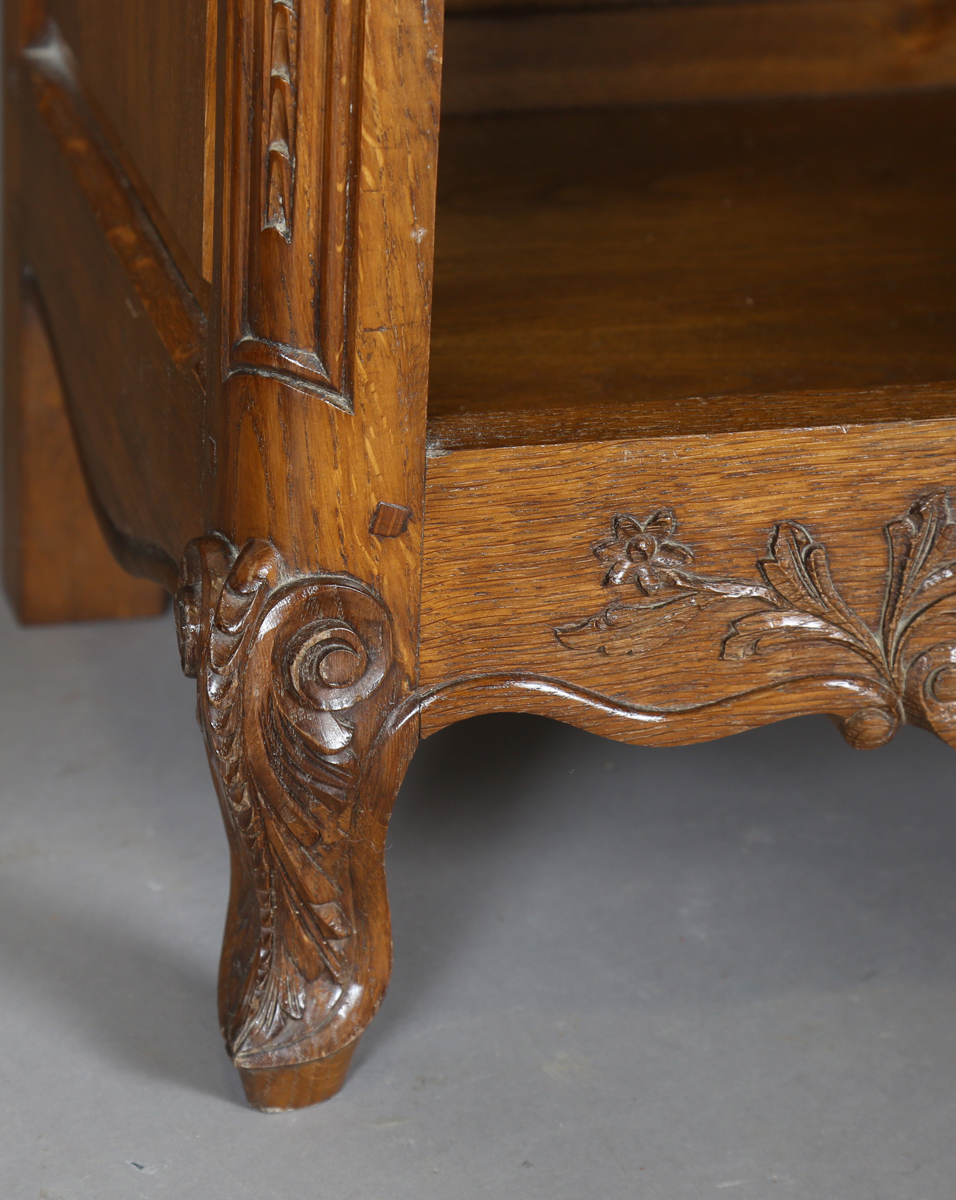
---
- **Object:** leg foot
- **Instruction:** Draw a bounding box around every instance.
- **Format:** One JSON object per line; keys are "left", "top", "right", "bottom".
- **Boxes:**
{"left": 178, "top": 535, "right": 416, "bottom": 1109}
{"left": 238, "top": 1041, "right": 359, "bottom": 1111}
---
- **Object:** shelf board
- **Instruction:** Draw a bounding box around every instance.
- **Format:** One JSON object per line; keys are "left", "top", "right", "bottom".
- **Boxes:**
{"left": 428, "top": 90, "right": 956, "bottom": 446}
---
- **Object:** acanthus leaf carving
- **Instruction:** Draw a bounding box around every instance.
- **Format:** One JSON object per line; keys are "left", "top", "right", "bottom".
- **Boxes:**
{"left": 556, "top": 492, "right": 956, "bottom": 750}
{"left": 176, "top": 534, "right": 394, "bottom": 1067}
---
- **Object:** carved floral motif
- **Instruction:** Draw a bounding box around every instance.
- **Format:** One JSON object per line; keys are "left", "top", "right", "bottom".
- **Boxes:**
{"left": 556, "top": 492, "right": 956, "bottom": 748}
{"left": 177, "top": 535, "right": 393, "bottom": 1067}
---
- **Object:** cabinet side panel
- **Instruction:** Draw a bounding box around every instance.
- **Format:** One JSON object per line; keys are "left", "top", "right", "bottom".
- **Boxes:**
{"left": 19, "top": 78, "right": 205, "bottom": 578}
{"left": 48, "top": 0, "right": 208, "bottom": 278}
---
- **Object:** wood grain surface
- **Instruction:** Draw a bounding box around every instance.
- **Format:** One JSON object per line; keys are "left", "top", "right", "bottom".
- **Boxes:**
{"left": 177, "top": 534, "right": 419, "bottom": 1108}
{"left": 197, "top": 0, "right": 442, "bottom": 1105}
{"left": 24, "top": 29, "right": 207, "bottom": 372}
{"left": 9, "top": 0, "right": 956, "bottom": 1113}
{"left": 18, "top": 35, "right": 205, "bottom": 584}
{"left": 2, "top": 283, "right": 166, "bottom": 621}
{"left": 48, "top": 0, "right": 209, "bottom": 279}
{"left": 429, "top": 93, "right": 956, "bottom": 427}
{"left": 219, "top": 0, "right": 365, "bottom": 402}
{"left": 441, "top": 0, "right": 956, "bottom": 114}
{"left": 419, "top": 418, "right": 956, "bottom": 742}
{"left": 427, "top": 383, "right": 956, "bottom": 451}
{"left": 213, "top": 0, "right": 443, "bottom": 675}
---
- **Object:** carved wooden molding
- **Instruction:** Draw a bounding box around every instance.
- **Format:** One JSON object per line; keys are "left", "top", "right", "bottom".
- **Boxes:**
{"left": 222, "top": 0, "right": 363, "bottom": 406}
{"left": 263, "top": 0, "right": 299, "bottom": 241}
{"left": 176, "top": 534, "right": 399, "bottom": 1069}
{"left": 555, "top": 492, "right": 956, "bottom": 749}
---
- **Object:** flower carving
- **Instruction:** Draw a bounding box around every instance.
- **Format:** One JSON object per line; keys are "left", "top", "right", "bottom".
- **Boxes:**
{"left": 593, "top": 510, "right": 694, "bottom": 592}
{"left": 555, "top": 492, "right": 956, "bottom": 749}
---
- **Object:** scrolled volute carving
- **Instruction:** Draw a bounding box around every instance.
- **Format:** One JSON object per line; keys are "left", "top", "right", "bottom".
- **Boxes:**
{"left": 176, "top": 534, "right": 393, "bottom": 1069}
{"left": 557, "top": 492, "right": 956, "bottom": 750}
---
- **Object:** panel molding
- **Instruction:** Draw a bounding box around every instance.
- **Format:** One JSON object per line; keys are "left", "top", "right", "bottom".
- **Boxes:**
{"left": 221, "top": 0, "right": 365, "bottom": 408}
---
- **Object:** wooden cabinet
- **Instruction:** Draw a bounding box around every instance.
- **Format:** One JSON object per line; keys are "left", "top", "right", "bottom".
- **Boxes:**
{"left": 5, "top": 0, "right": 956, "bottom": 1108}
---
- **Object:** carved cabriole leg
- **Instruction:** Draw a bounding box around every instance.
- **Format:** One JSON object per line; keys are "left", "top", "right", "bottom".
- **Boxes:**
{"left": 176, "top": 534, "right": 415, "bottom": 1111}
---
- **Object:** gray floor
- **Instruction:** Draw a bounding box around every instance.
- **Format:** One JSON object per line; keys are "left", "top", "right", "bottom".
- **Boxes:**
{"left": 2, "top": 599, "right": 956, "bottom": 1199}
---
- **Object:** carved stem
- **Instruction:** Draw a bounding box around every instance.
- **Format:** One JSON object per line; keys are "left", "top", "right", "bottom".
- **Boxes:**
{"left": 558, "top": 493, "right": 956, "bottom": 750}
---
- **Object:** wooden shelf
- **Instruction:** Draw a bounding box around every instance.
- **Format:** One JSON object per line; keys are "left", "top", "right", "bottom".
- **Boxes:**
{"left": 427, "top": 89, "right": 956, "bottom": 448}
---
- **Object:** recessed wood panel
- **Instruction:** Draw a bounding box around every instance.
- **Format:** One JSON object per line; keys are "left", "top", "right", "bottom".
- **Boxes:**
{"left": 19, "top": 73, "right": 205, "bottom": 575}
{"left": 429, "top": 91, "right": 956, "bottom": 429}
{"left": 49, "top": 0, "right": 208, "bottom": 279}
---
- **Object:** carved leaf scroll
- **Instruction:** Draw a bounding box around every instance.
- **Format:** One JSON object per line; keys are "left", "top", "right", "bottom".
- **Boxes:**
{"left": 556, "top": 492, "right": 956, "bottom": 749}
{"left": 177, "top": 535, "right": 393, "bottom": 1066}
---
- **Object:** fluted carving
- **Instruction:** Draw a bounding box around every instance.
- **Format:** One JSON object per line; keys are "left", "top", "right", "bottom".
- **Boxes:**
{"left": 263, "top": 0, "right": 298, "bottom": 240}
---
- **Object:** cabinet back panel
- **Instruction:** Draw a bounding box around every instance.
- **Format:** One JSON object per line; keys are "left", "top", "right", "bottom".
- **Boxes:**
{"left": 442, "top": 0, "right": 956, "bottom": 114}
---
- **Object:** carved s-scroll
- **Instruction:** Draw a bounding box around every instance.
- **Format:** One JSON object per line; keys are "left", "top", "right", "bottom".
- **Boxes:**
{"left": 177, "top": 535, "right": 395, "bottom": 1067}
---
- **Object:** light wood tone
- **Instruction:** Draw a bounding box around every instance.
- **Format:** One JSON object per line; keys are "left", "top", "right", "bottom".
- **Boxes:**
{"left": 419, "top": 417, "right": 956, "bottom": 732}
{"left": 48, "top": 0, "right": 209, "bottom": 280}
{"left": 442, "top": 0, "right": 956, "bottom": 115}
{"left": 201, "top": 0, "right": 443, "bottom": 1106}
{"left": 9, "top": 0, "right": 956, "bottom": 1114}
{"left": 202, "top": 0, "right": 218, "bottom": 283}
{"left": 2, "top": 285, "right": 166, "bottom": 622}
{"left": 427, "top": 384, "right": 956, "bottom": 451}
{"left": 429, "top": 93, "right": 956, "bottom": 430}
{"left": 214, "top": 0, "right": 443, "bottom": 671}
{"left": 18, "top": 43, "right": 205, "bottom": 585}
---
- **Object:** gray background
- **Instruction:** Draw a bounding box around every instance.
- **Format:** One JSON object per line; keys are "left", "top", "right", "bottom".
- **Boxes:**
{"left": 2, "top": 600, "right": 955, "bottom": 1198}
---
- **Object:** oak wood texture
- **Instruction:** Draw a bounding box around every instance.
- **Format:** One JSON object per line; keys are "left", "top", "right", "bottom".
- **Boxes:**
{"left": 429, "top": 92, "right": 956, "bottom": 435}
{"left": 177, "top": 534, "right": 418, "bottom": 1107}
{"left": 8, "top": 0, "right": 956, "bottom": 1113}
{"left": 419, "top": 418, "right": 956, "bottom": 743}
{"left": 48, "top": 0, "right": 209, "bottom": 281}
{"left": 219, "top": 0, "right": 365, "bottom": 402}
{"left": 239, "top": 1042, "right": 358, "bottom": 1112}
{"left": 441, "top": 0, "right": 956, "bottom": 114}
{"left": 15, "top": 25, "right": 205, "bottom": 585}
{"left": 2, "top": 284, "right": 166, "bottom": 622}
{"left": 426, "top": 383, "right": 956, "bottom": 452}
{"left": 4, "top": 0, "right": 442, "bottom": 1108}
{"left": 25, "top": 28, "right": 207, "bottom": 374}
{"left": 209, "top": 0, "right": 441, "bottom": 1104}
{"left": 213, "top": 0, "right": 442, "bottom": 676}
